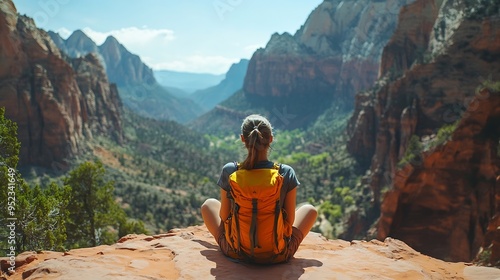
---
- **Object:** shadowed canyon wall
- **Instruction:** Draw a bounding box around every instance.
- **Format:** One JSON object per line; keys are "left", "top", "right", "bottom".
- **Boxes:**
{"left": 347, "top": 0, "right": 500, "bottom": 261}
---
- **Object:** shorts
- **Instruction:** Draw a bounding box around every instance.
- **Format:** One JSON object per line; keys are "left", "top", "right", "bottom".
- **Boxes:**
{"left": 216, "top": 224, "right": 304, "bottom": 263}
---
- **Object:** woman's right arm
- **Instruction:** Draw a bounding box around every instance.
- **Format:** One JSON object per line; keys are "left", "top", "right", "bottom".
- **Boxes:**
{"left": 220, "top": 189, "right": 231, "bottom": 221}
{"left": 283, "top": 187, "right": 297, "bottom": 225}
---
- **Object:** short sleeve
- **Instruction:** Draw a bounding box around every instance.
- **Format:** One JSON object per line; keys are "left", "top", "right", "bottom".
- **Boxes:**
{"left": 279, "top": 164, "right": 300, "bottom": 193}
{"left": 217, "top": 162, "right": 238, "bottom": 192}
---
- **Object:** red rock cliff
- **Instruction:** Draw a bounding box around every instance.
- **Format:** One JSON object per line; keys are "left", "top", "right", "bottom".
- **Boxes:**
{"left": 379, "top": 89, "right": 500, "bottom": 262}
{"left": 0, "top": 0, "right": 122, "bottom": 168}
{"left": 243, "top": 0, "right": 413, "bottom": 109}
{"left": 347, "top": 0, "right": 500, "bottom": 261}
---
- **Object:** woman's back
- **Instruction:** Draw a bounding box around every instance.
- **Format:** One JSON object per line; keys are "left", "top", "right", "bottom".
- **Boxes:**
{"left": 201, "top": 114, "right": 317, "bottom": 263}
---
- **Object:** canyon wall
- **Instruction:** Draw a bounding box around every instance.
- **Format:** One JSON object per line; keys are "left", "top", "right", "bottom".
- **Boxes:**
{"left": 241, "top": 0, "right": 413, "bottom": 127}
{"left": 347, "top": 0, "right": 500, "bottom": 261}
{"left": 0, "top": 0, "right": 122, "bottom": 168}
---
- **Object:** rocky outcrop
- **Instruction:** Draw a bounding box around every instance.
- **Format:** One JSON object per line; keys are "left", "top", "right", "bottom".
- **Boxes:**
{"left": 243, "top": 0, "right": 414, "bottom": 119}
{"left": 2, "top": 226, "right": 500, "bottom": 279}
{"left": 71, "top": 53, "right": 123, "bottom": 141}
{"left": 347, "top": 0, "right": 500, "bottom": 262}
{"left": 378, "top": 89, "right": 500, "bottom": 262}
{"left": 0, "top": 0, "right": 122, "bottom": 168}
{"left": 98, "top": 36, "right": 156, "bottom": 86}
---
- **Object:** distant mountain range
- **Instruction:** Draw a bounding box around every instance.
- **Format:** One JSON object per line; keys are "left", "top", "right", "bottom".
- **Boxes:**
{"left": 189, "top": 59, "right": 249, "bottom": 112}
{"left": 154, "top": 70, "right": 225, "bottom": 94}
{"left": 153, "top": 60, "right": 249, "bottom": 113}
{"left": 48, "top": 30, "right": 202, "bottom": 123}
{"left": 49, "top": 30, "right": 248, "bottom": 122}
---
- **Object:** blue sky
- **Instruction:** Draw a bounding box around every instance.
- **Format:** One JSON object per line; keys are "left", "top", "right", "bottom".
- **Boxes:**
{"left": 14, "top": 0, "right": 323, "bottom": 74}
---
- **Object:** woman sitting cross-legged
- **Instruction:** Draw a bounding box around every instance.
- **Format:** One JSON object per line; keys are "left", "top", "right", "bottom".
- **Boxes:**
{"left": 201, "top": 114, "right": 318, "bottom": 264}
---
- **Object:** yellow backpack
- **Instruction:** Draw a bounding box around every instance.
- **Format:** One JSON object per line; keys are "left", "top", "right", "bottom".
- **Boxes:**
{"left": 223, "top": 162, "right": 292, "bottom": 264}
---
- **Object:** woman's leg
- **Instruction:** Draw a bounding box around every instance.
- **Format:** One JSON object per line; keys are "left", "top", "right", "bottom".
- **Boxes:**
{"left": 293, "top": 204, "right": 318, "bottom": 238}
{"left": 286, "top": 204, "right": 318, "bottom": 259}
{"left": 201, "top": 198, "right": 222, "bottom": 238}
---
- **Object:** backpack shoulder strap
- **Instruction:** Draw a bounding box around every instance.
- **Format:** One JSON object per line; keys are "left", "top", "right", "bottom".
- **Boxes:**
{"left": 226, "top": 161, "right": 239, "bottom": 199}
{"left": 272, "top": 162, "right": 281, "bottom": 172}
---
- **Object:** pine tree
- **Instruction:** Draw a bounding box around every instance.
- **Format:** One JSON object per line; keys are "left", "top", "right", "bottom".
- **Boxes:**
{"left": 15, "top": 182, "right": 70, "bottom": 252}
{"left": 0, "top": 107, "right": 21, "bottom": 255}
{"left": 0, "top": 108, "right": 72, "bottom": 254}
{"left": 64, "top": 161, "right": 117, "bottom": 248}
{"left": 64, "top": 161, "right": 147, "bottom": 248}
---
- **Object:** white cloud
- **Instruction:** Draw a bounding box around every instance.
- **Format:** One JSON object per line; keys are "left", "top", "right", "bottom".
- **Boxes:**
{"left": 243, "top": 44, "right": 264, "bottom": 57}
{"left": 55, "top": 27, "right": 72, "bottom": 39}
{"left": 81, "top": 28, "right": 108, "bottom": 45}
{"left": 82, "top": 26, "right": 175, "bottom": 47}
{"left": 79, "top": 27, "right": 239, "bottom": 74}
{"left": 151, "top": 55, "right": 239, "bottom": 74}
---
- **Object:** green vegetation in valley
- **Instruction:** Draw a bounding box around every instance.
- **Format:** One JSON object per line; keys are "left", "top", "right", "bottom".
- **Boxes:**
{"left": 90, "top": 104, "right": 363, "bottom": 239}
{"left": 79, "top": 110, "right": 239, "bottom": 233}
{"left": 19, "top": 98, "right": 365, "bottom": 243}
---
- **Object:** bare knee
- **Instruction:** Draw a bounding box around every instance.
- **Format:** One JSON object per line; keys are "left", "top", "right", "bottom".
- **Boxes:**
{"left": 201, "top": 198, "right": 219, "bottom": 209}
{"left": 299, "top": 204, "right": 318, "bottom": 214}
{"left": 201, "top": 198, "right": 220, "bottom": 218}
{"left": 294, "top": 204, "right": 318, "bottom": 236}
{"left": 297, "top": 204, "right": 317, "bottom": 217}
{"left": 201, "top": 198, "right": 221, "bottom": 238}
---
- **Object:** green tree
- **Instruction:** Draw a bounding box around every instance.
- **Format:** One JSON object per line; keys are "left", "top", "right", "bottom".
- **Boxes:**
{"left": 0, "top": 109, "right": 69, "bottom": 254}
{"left": 0, "top": 107, "right": 20, "bottom": 209}
{"left": 0, "top": 107, "right": 20, "bottom": 169}
{"left": 15, "top": 182, "right": 70, "bottom": 252}
{"left": 64, "top": 161, "right": 118, "bottom": 248}
{"left": 0, "top": 107, "right": 21, "bottom": 254}
{"left": 64, "top": 161, "right": 147, "bottom": 248}
{"left": 117, "top": 213, "right": 148, "bottom": 238}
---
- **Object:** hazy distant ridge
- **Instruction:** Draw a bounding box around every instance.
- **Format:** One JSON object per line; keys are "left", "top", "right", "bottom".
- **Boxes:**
{"left": 154, "top": 70, "right": 225, "bottom": 94}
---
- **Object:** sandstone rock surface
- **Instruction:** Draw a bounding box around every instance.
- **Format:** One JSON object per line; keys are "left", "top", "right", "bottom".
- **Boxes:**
{"left": 2, "top": 226, "right": 500, "bottom": 280}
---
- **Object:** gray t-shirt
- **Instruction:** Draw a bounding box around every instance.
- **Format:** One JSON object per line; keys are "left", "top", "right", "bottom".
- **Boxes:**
{"left": 217, "top": 160, "right": 300, "bottom": 206}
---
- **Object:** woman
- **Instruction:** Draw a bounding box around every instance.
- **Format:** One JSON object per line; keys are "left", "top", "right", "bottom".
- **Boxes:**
{"left": 201, "top": 114, "right": 317, "bottom": 263}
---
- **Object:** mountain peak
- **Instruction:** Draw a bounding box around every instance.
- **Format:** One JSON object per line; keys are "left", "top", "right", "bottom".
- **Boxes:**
{"left": 66, "top": 29, "right": 93, "bottom": 44}
{"left": 263, "top": 32, "right": 306, "bottom": 55}
{"left": 64, "top": 29, "right": 99, "bottom": 57}
{"left": 102, "top": 35, "right": 120, "bottom": 46}
{"left": 100, "top": 35, "right": 128, "bottom": 58}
